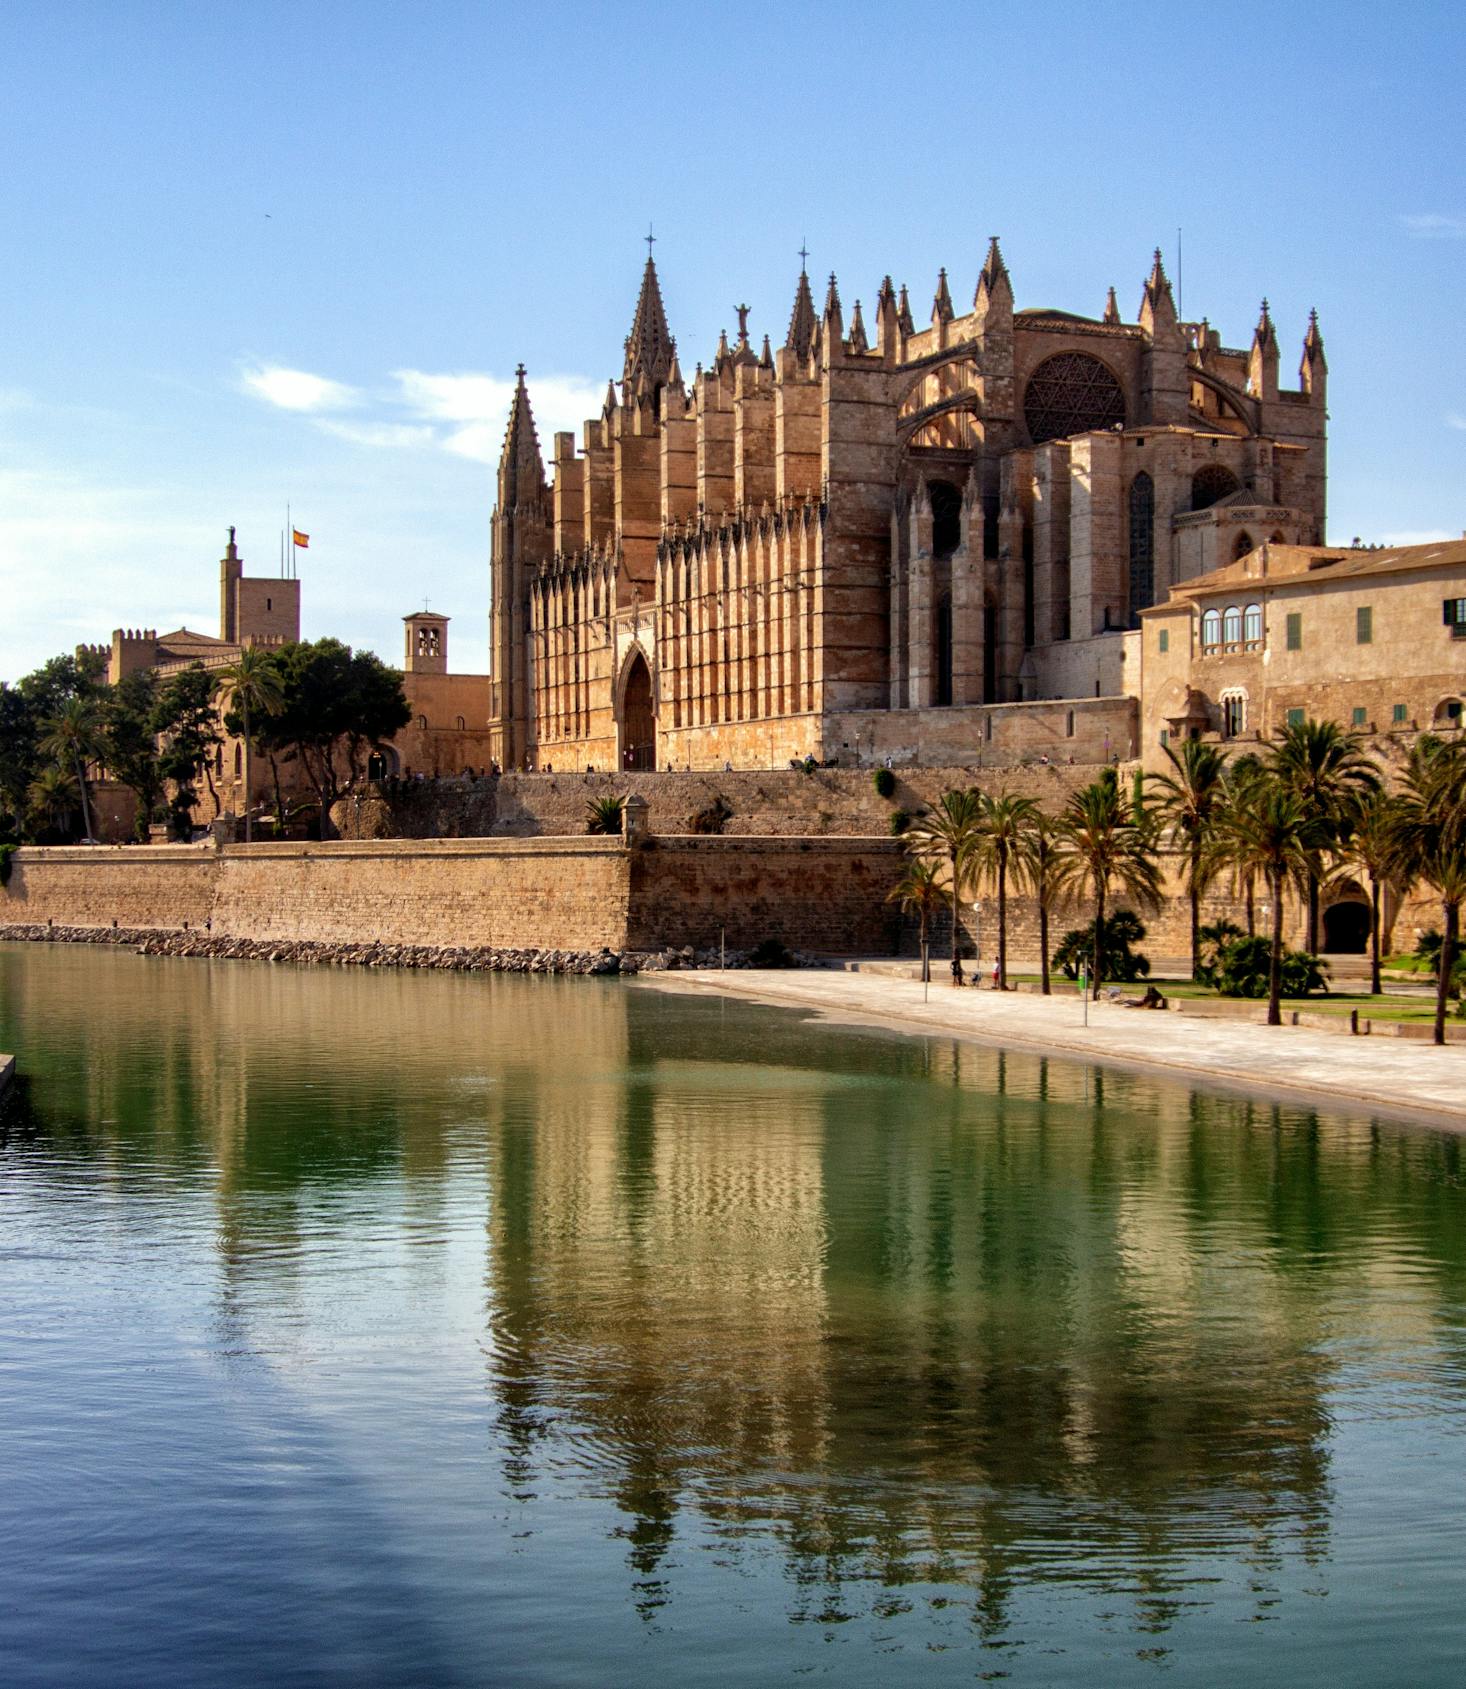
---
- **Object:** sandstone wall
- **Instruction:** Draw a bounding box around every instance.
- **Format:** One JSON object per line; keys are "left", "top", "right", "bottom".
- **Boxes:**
{"left": 627, "top": 837, "right": 906, "bottom": 954}
{"left": 0, "top": 844, "right": 219, "bottom": 929}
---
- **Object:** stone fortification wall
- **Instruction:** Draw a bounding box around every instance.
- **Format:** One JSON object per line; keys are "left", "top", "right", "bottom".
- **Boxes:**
{"left": 0, "top": 844, "right": 219, "bottom": 930}
{"left": 628, "top": 838, "right": 906, "bottom": 954}
{"left": 1, "top": 839, "right": 629, "bottom": 952}
{"left": 337, "top": 761, "right": 1116, "bottom": 842}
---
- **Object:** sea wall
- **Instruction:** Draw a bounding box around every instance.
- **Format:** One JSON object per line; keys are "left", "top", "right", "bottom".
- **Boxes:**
{"left": 0, "top": 835, "right": 902, "bottom": 958}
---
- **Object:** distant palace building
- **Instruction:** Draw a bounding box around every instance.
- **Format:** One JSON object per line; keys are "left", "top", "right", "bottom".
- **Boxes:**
{"left": 487, "top": 242, "right": 1328, "bottom": 771}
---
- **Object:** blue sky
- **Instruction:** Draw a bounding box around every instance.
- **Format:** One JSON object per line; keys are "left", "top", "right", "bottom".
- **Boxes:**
{"left": 2, "top": 0, "right": 1462, "bottom": 682}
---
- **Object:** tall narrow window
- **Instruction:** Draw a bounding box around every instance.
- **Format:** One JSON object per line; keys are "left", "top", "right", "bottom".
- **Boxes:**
{"left": 934, "top": 595, "right": 954, "bottom": 706}
{"left": 1223, "top": 605, "right": 1243, "bottom": 647}
{"left": 1128, "top": 472, "right": 1154, "bottom": 622}
{"left": 1286, "top": 612, "right": 1302, "bottom": 651}
{"left": 1244, "top": 603, "right": 1263, "bottom": 646}
{"left": 1356, "top": 605, "right": 1373, "bottom": 644}
{"left": 1201, "top": 609, "right": 1222, "bottom": 649}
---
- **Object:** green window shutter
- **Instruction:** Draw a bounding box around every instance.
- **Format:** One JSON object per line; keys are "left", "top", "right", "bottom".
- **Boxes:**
{"left": 1352, "top": 706, "right": 1368, "bottom": 727}
{"left": 1158, "top": 729, "right": 1169, "bottom": 748}
{"left": 1285, "top": 612, "right": 1302, "bottom": 651}
{"left": 1158, "top": 627, "right": 1169, "bottom": 653}
{"left": 1286, "top": 707, "right": 1305, "bottom": 728}
{"left": 1393, "top": 703, "right": 1408, "bottom": 724}
{"left": 1356, "top": 605, "right": 1372, "bottom": 643}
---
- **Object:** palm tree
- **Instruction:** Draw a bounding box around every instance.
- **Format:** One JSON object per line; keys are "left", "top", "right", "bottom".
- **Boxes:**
{"left": 1223, "top": 753, "right": 1267, "bottom": 934}
{"left": 584, "top": 794, "right": 627, "bottom": 835}
{"left": 1149, "top": 738, "right": 1228, "bottom": 980}
{"left": 970, "top": 791, "right": 1038, "bottom": 990}
{"left": 215, "top": 647, "right": 284, "bottom": 844}
{"left": 1385, "top": 737, "right": 1466, "bottom": 1046}
{"left": 39, "top": 696, "right": 101, "bottom": 841}
{"left": 1209, "top": 774, "right": 1331, "bottom": 1026}
{"left": 886, "top": 856, "right": 946, "bottom": 982}
{"left": 1052, "top": 769, "right": 1162, "bottom": 998}
{"left": 1268, "top": 718, "right": 1380, "bottom": 954}
{"left": 906, "top": 787, "right": 983, "bottom": 985}
{"left": 1019, "top": 807, "right": 1062, "bottom": 996}
{"left": 1332, "top": 790, "right": 1404, "bottom": 996}
{"left": 26, "top": 765, "right": 79, "bottom": 840}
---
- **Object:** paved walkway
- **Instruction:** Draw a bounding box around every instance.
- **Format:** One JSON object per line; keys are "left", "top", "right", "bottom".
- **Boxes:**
{"left": 639, "top": 970, "right": 1466, "bottom": 1129}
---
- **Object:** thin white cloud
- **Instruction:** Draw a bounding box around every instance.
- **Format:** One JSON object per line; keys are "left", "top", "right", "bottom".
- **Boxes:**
{"left": 242, "top": 364, "right": 359, "bottom": 413}
{"left": 1400, "top": 213, "right": 1466, "bottom": 240}
{"left": 317, "top": 419, "right": 437, "bottom": 451}
{"left": 1446, "top": 412, "right": 1466, "bottom": 432}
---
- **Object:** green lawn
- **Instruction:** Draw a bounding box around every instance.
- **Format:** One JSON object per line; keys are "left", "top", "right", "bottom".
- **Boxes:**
{"left": 1005, "top": 972, "right": 1456, "bottom": 1024}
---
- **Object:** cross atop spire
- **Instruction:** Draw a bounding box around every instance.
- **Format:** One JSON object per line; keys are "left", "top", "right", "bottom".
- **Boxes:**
{"left": 622, "top": 247, "right": 676, "bottom": 389}
{"left": 645, "top": 222, "right": 656, "bottom": 256}
{"left": 798, "top": 238, "right": 809, "bottom": 273}
{"left": 497, "top": 364, "right": 546, "bottom": 508}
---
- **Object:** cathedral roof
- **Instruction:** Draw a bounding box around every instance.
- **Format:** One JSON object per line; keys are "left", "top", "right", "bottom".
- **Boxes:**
{"left": 622, "top": 255, "right": 675, "bottom": 389}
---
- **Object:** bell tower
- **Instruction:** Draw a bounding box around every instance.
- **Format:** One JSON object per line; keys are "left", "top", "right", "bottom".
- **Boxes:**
{"left": 404, "top": 610, "right": 449, "bottom": 675}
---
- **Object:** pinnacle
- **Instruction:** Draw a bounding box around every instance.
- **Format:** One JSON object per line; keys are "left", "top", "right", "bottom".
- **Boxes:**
{"left": 933, "top": 267, "right": 954, "bottom": 322}
{"left": 622, "top": 252, "right": 676, "bottom": 389}
{"left": 1103, "top": 285, "right": 1121, "bottom": 325}
{"left": 499, "top": 365, "right": 546, "bottom": 505}
{"left": 785, "top": 265, "right": 818, "bottom": 361}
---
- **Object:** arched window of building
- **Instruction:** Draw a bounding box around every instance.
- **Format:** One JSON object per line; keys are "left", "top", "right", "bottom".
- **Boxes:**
{"left": 1201, "top": 609, "right": 1222, "bottom": 650}
{"left": 934, "top": 593, "right": 954, "bottom": 706}
{"left": 417, "top": 715, "right": 428, "bottom": 731}
{"left": 1233, "top": 531, "right": 1254, "bottom": 561}
{"left": 233, "top": 745, "right": 242, "bottom": 778}
{"left": 1128, "top": 472, "right": 1154, "bottom": 622}
{"left": 456, "top": 715, "right": 465, "bottom": 730}
{"left": 1244, "top": 603, "right": 1263, "bottom": 646}
{"left": 1221, "top": 689, "right": 1247, "bottom": 738}
{"left": 1191, "top": 463, "right": 1240, "bottom": 511}
{"left": 1434, "top": 696, "right": 1464, "bottom": 728}
{"left": 1223, "top": 605, "right": 1243, "bottom": 647}
{"left": 1269, "top": 531, "right": 1286, "bottom": 544}
{"left": 929, "top": 480, "right": 962, "bottom": 561}
{"left": 1023, "top": 352, "right": 1126, "bottom": 444}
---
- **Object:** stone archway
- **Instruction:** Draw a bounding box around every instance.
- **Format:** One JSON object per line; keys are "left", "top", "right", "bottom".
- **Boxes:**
{"left": 1322, "top": 899, "right": 1370, "bottom": 954}
{"left": 620, "top": 649, "right": 656, "bottom": 771}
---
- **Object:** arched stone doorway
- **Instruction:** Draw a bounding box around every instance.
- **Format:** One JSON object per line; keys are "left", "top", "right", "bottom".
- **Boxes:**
{"left": 620, "top": 651, "right": 656, "bottom": 771}
{"left": 1323, "top": 899, "right": 1370, "bottom": 954}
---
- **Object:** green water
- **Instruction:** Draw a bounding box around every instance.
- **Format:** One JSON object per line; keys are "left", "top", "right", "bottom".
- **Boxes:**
{"left": 2, "top": 941, "right": 1464, "bottom": 1687}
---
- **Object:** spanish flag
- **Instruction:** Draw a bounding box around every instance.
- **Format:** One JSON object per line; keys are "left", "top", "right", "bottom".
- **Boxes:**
{"left": 292, "top": 529, "right": 309, "bottom": 549}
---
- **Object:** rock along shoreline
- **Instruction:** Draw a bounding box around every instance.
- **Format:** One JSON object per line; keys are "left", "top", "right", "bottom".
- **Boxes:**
{"left": 0, "top": 922, "right": 802, "bottom": 976}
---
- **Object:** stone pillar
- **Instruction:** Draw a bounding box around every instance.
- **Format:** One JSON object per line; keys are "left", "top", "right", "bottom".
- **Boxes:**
{"left": 623, "top": 793, "right": 650, "bottom": 841}
{"left": 1069, "top": 432, "right": 1125, "bottom": 638}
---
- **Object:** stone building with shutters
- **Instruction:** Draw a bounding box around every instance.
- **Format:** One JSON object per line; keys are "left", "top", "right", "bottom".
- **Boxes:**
{"left": 487, "top": 241, "right": 1327, "bottom": 771}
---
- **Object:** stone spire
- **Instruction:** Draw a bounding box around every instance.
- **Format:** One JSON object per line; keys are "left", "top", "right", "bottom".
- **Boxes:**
{"left": 1300, "top": 307, "right": 1327, "bottom": 398}
{"left": 1139, "top": 247, "right": 1178, "bottom": 333}
{"left": 1103, "top": 285, "right": 1121, "bottom": 326}
{"left": 1249, "top": 297, "right": 1280, "bottom": 401}
{"left": 759, "top": 334, "right": 774, "bottom": 371}
{"left": 932, "top": 266, "right": 954, "bottom": 324}
{"left": 847, "top": 299, "right": 869, "bottom": 354}
{"left": 876, "top": 275, "right": 900, "bottom": 358}
{"left": 822, "top": 272, "right": 844, "bottom": 343}
{"left": 497, "top": 365, "right": 546, "bottom": 508}
{"left": 897, "top": 283, "right": 915, "bottom": 336}
{"left": 973, "top": 237, "right": 1012, "bottom": 311}
{"left": 622, "top": 253, "right": 676, "bottom": 389}
{"left": 785, "top": 264, "right": 818, "bottom": 362}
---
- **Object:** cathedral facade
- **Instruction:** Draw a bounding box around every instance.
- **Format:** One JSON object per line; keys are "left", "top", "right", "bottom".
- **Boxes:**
{"left": 487, "top": 241, "right": 1327, "bottom": 772}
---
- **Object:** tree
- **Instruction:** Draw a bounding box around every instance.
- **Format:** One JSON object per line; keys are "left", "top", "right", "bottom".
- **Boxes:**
{"left": 1385, "top": 737, "right": 1466, "bottom": 1046}
{"left": 905, "top": 787, "right": 983, "bottom": 985}
{"left": 0, "top": 682, "right": 37, "bottom": 838}
{"left": 216, "top": 647, "right": 285, "bottom": 844}
{"left": 26, "top": 764, "right": 79, "bottom": 841}
{"left": 151, "top": 664, "right": 223, "bottom": 838}
{"left": 1052, "top": 768, "right": 1162, "bottom": 997}
{"left": 1149, "top": 738, "right": 1228, "bottom": 980}
{"left": 970, "top": 791, "right": 1038, "bottom": 990}
{"left": 886, "top": 856, "right": 946, "bottom": 982}
{"left": 257, "top": 640, "right": 411, "bottom": 839}
{"left": 1019, "top": 807, "right": 1062, "bottom": 996}
{"left": 1267, "top": 718, "right": 1380, "bottom": 953}
{"left": 1208, "top": 775, "right": 1331, "bottom": 1027}
{"left": 1053, "top": 910, "right": 1152, "bottom": 983}
{"left": 39, "top": 696, "right": 102, "bottom": 841}
{"left": 98, "top": 669, "right": 163, "bottom": 841}
{"left": 1331, "top": 790, "right": 1404, "bottom": 997}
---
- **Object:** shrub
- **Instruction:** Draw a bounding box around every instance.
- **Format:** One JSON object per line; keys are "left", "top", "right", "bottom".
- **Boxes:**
{"left": 584, "top": 795, "right": 626, "bottom": 836}
{"left": 1195, "top": 919, "right": 1245, "bottom": 987}
{"left": 689, "top": 795, "right": 733, "bottom": 835}
{"left": 889, "top": 809, "right": 911, "bottom": 836}
{"left": 1213, "top": 935, "right": 1330, "bottom": 999}
{"left": 748, "top": 937, "right": 796, "bottom": 969}
{"left": 1053, "top": 910, "right": 1151, "bottom": 983}
{"left": 872, "top": 766, "right": 897, "bottom": 800}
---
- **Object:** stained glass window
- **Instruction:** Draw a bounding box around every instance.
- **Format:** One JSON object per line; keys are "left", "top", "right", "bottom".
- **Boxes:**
{"left": 1023, "top": 353, "right": 1126, "bottom": 445}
